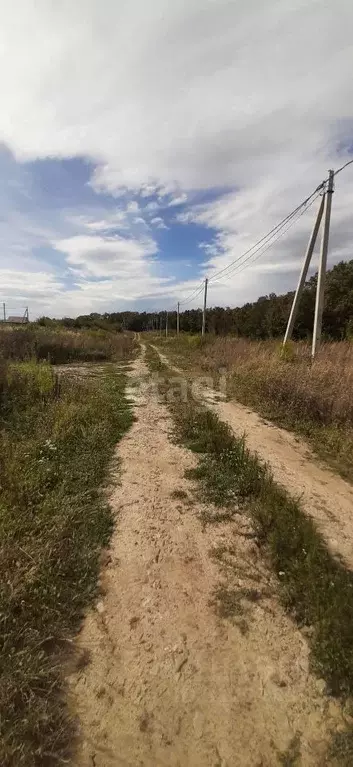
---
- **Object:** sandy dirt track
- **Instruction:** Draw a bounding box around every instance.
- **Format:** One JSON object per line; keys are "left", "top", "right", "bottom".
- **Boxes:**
{"left": 71, "top": 348, "right": 343, "bottom": 767}
{"left": 153, "top": 345, "right": 353, "bottom": 571}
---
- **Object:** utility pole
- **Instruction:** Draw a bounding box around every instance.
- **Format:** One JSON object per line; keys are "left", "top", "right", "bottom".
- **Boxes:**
{"left": 312, "top": 170, "right": 334, "bottom": 358}
{"left": 3, "top": 303, "right": 5, "bottom": 322}
{"left": 177, "top": 302, "right": 180, "bottom": 336}
{"left": 165, "top": 311, "right": 168, "bottom": 338}
{"left": 202, "top": 278, "right": 208, "bottom": 337}
{"left": 283, "top": 195, "right": 324, "bottom": 345}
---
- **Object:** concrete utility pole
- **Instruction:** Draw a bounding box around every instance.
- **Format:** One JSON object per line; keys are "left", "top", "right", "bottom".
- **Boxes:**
{"left": 202, "top": 278, "right": 208, "bottom": 337}
{"left": 283, "top": 195, "right": 324, "bottom": 345}
{"left": 165, "top": 311, "right": 168, "bottom": 338}
{"left": 312, "top": 170, "right": 334, "bottom": 358}
{"left": 177, "top": 302, "right": 180, "bottom": 336}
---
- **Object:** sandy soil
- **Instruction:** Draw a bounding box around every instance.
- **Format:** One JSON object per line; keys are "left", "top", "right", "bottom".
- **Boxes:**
{"left": 71, "top": 347, "right": 343, "bottom": 766}
{"left": 154, "top": 345, "right": 353, "bottom": 570}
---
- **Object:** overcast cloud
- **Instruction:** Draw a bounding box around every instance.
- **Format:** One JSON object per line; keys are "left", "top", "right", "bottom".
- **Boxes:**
{"left": 0, "top": 0, "right": 352, "bottom": 316}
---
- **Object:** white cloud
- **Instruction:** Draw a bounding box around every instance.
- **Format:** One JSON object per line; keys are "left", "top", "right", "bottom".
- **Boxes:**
{"left": 0, "top": 1, "right": 353, "bottom": 312}
{"left": 53, "top": 233, "right": 158, "bottom": 279}
{"left": 168, "top": 194, "right": 187, "bottom": 207}
{"left": 1, "top": 1, "right": 352, "bottom": 192}
{"left": 74, "top": 210, "right": 128, "bottom": 232}
{"left": 126, "top": 200, "right": 140, "bottom": 213}
{"left": 0, "top": 269, "right": 62, "bottom": 298}
{"left": 0, "top": 269, "right": 64, "bottom": 319}
{"left": 151, "top": 216, "right": 168, "bottom": 230}
{"left": 145, "top": 201, "right": 160, "bottom": 212}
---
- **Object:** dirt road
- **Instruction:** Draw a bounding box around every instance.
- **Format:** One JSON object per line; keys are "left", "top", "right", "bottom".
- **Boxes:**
{"left": 153, "top": 345, "right": 353, "bottom": 571}
{"left": 71, "top": 348, "right": 342, "bottom": 766}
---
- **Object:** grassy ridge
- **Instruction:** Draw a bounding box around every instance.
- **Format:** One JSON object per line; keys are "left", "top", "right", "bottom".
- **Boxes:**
{"left": 0, "top": 359, "right": 133, "bottom": 766}
{"left": 145, "top": 344, "right": 353, "bottom": 703}
{"left": 152, "top": 334, "right": 353, "bottom": 481}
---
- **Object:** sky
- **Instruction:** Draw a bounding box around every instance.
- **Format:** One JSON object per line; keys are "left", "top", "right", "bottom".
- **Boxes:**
{"left": 0, "top": 0, "right": 353, "bottom": 318}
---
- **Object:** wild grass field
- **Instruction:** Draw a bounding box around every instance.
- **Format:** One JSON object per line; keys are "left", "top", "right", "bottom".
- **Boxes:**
{"left": 153, "top": 334, "right": 353, "bottom": 480}
{"left": 0, "top": 329, "right": 135, "bottom": 766}
{"left": 0, "top": 324, "right": 133, "bottom": 364}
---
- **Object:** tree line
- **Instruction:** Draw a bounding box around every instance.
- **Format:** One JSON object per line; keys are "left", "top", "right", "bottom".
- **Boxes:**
{"left": 39, "top": 259, "right": 353, "bottom": 340}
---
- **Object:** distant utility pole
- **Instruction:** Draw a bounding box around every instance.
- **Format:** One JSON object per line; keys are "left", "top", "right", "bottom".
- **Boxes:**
{"left": 177, "top": 302, "right": 180, "bottom": 336}
{"left": 283, "top": 170, "right": 334, "bottom": 358}
{"left": 202, "top": 278, "right": 208, "bottom": 337}
{"left": 165, "top": 311, "right": 168, "bottom": 338}
{"left": 3, "top": 303, "right": 5, "bottom": 322}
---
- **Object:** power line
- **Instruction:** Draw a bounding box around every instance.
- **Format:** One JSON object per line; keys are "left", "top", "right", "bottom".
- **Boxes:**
{"left": 334, "top": 158, "right": 353, "bottom": 177}
{"left": 208, "top": 181, "right": 326, "bottom": 285}
{"left": 179, "top": 281, "right": 205, "bottom": 306}
{"left": 174, "top": 159, "right": 353, "bottom": 311}
{"left": 210, "top": 192, "right": 322, "bottom": 284}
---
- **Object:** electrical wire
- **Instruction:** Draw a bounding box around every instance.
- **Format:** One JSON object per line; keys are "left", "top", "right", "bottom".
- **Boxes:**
{"left": 334, "top": 158, "right": 353, "bottom": 177}
{"left": 179, "top": 283, "right": 205, "bottom": 306}
{"left": 175, "top": 158, "right": 353, "bottom": 309}
{"left": 210, "top": 192, "right": 322, "bottom": 284}
{"left": 208, "top": 181, "right": 326, "bottom": 285}
{"left": 179, "top": 281, "right": 205, "bottom": 306}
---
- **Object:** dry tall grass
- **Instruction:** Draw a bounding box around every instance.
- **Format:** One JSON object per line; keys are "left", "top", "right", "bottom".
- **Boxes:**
{"left": 0, "top": 326, "right": 133, "bottom": 364}
{"left": 162, "top": 335, "right": 353, "bottom": 479}
{"left": 201, "top": 338, "right": 353, "bottom": 427}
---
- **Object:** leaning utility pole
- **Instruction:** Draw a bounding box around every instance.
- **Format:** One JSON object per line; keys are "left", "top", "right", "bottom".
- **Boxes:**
{"left": 312, "top": 170, "right": 334, "bottom": 358}
{"left": 177, "top": 302, "right": 180, "bottom": 336}
{"left": 165, "top": 311, "right": 168, "bottom": 338}
{"left": 201, "top": 278, "right": 208, "bottom": 337}
{"left": 283, "top": 170, "right": 334, "bottom": 357}
{"left": 283, "top": 195, "right": 324, "bottom": 345}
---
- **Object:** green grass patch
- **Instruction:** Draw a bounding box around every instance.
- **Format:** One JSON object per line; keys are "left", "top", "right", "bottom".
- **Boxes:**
{"left": 0, "top": 360, "right": 133, "bottom": 766}
{"left": 145, "top": 344, "right": 353, "bottom": 700}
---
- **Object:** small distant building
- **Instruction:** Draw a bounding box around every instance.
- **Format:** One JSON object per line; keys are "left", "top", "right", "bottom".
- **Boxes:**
{"left": 1, "top": 306, "right": 30, "bottom": 324}
{"left": 6, "top": 315, "right": 29, "bottom": 324}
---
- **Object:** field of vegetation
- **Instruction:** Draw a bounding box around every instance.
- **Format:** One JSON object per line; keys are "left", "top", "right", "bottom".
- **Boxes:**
{"left": 0, "top": 324, "right": 133, "bottom": 364}
{"left": 153, "top": 334, "right": 353, "bottom": 481}
{"left": 0, "top": 327, "right": 135, "bottom": 766}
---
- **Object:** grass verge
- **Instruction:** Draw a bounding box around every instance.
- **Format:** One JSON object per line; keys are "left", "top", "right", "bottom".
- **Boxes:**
{"left": 145, "top": 344, "right": 353, "bottom": 703}
{"left": 0, "top": 360, "right": 133, "bottom": 766}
